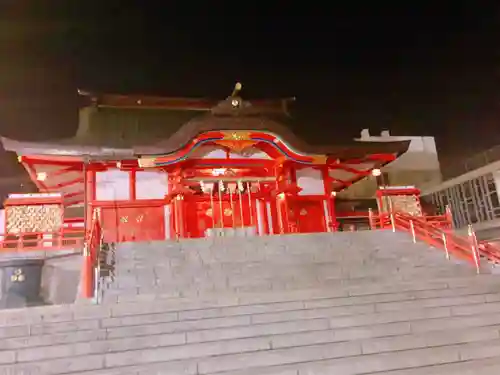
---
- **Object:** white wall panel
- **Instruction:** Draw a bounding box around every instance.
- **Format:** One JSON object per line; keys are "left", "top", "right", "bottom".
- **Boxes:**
{"left": 297, "top": 168, "right": 325, "bottom": 196}
{"left": 136, "top": 171, "right": 168, "bottom": 200}
{"left": 96, "top": 169, "right": 130, "bottom": 201}
{"left": 0, "top": 209, "right": 4, "bottom": 238}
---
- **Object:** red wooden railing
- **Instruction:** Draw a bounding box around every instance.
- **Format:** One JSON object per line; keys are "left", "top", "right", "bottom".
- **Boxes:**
{"left": 81, "top": 211, "right": 102, "bottom": 298}
{"left": 369, "top": 210, "right": 500, "bottom": 273}
{"left": 0, "top": 228, "right": 85, "bottom": 252}
{"left": 391, "top": 213, "right": 481, "bottom": 271}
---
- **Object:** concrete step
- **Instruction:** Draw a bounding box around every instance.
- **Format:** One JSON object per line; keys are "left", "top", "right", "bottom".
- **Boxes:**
{"left": 2, "top": 331, "right": 500, "bottom": 374}
{"left": 0, "top": 231, "right": 499, "bottom": 374}
{"left": 2, "top": 286, "right": 500, "bottom": 343}
{"left": 102, "top": 271, "right": 491, "bottom": 303}
{"left": 375, "top": 356, "right": 500, "bottom": 374}
{"left": 2, "top": 277, "right": 500, "bottom": 328}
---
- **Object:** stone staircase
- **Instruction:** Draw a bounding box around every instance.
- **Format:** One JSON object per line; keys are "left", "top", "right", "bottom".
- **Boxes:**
{"left": 2, "top": 231, "right": 500, "bottom": 374}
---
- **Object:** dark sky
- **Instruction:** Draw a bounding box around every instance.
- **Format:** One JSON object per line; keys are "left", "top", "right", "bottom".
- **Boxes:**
{"left": 1, "top": 1, "right": 499, "bottom": 166}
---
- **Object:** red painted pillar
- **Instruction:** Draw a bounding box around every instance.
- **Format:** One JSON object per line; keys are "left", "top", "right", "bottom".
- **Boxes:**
{"left": 260, "top": 199, "right": 270, "bottom": 235}
{"left": 173, "top": 195, "right": 187, "bottom": 238}
{"left": 277, "top": 193, "right": 290, "bottom": 234}
{"left": 274, "top": 160, "right": 290, "bottom": 234}
{"left": 322, "top": 168, "right": 338, "bottom": 231}
{"left": 288, "top": 164, "right": 299, "bottom": 233}
{"left": 84, "top": 168, "right": 96, "bottom": 235}
{"left": 329, "top": 194, "right": 338, "bottom": 231}
{"left": 129, "top": 170, "right": 136, "bottom": 200}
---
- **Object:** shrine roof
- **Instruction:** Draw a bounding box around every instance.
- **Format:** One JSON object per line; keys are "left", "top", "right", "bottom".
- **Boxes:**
{"left": 1, "top": 89, "right": 411, "bottom": 160}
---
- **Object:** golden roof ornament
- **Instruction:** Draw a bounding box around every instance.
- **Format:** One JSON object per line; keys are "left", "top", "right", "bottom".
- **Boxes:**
{"left": 231, "top": 82, "right": 242, "bottom": 97}
{"left": 229, "top": 82, "right": 243, "bottom": 109}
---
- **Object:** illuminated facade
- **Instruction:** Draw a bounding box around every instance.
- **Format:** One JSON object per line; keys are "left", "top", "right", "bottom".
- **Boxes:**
{"left": 1, "top": 86, "right": 411, "bottom": 242}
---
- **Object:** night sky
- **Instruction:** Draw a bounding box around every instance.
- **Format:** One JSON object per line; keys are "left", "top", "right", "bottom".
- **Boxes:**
{"left": 1, "top": 1, "right": 499, "bottom": 176}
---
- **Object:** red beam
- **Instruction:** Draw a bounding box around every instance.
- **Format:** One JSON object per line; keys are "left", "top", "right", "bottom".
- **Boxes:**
{"left": 180, "top": 158, "right": 276, "bottom": 168}
{"left": 330, "top": 164, "right": 370, "bottom": 176}
{"left": 48, "top": 165, "right": 81, "bottom": 177}
{"left": 365, "top": 153, "right": 397, "bottom": 162}
{"left": 21, "top": 162, "right": 48, "bottom": 192}
{"left": 64, "top": 191, "right": 84, "bottom": 199}
{"left": 20, "top": 156, "right": 84, "bottom": 167}
{"left": 45, "top": 177, "right": 84, "bottom": 191}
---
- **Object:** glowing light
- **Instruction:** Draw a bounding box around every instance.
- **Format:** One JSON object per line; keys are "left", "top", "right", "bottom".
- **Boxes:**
{"left": 116, "top": 161, "right": 122, "bottom": 168}
{"left": 371, "top": 168, "right": 382, "bottom": 177}
{"left": 331, "top": 191, "right": 337, "bottom": 197}
{"left": 212, "top": 168, "right": 227, "bottom": 176}
{"left": 231, "top": 99, "right": 240, "bottom": 107}
{"left": 36, "top": 172, "right": 47, "bottom": 181}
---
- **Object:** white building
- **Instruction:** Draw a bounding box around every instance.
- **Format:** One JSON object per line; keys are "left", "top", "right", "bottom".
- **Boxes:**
{"left": 421, "top": 145, "right": 500, "bottom": 237}
{"left": 339, "top": 129, "right": 442, "bottom": 200}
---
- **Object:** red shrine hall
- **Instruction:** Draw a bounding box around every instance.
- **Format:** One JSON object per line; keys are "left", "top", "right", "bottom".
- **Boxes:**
{"left": 1, "top": 86, "right": 411, "bottom": 243}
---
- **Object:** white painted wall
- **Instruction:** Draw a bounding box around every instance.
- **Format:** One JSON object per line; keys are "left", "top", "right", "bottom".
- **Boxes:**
{"left": 0, "top": 209, "right": 4, "bottom": 237}
{"left": 494, "top": 171, "right": 500, "bottom": 199}
{"left": 136, "top": 171, "right": 169, "bottom": 200}
{"left": 357, "top": 129, "right": 440, "bottom": 172}
{"left": 95, "top": 169, "right": 130, "bottom": 201}
{"left": 340, "top": 129, "right": 443, "bottom": 199}
{"left": 296, "top": 168, "right": 325, "bottom": 196}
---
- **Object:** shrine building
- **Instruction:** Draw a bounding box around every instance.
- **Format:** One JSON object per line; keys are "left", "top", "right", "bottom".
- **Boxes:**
{"left": 0, "top": 85, "right": 411, "bottom": 243}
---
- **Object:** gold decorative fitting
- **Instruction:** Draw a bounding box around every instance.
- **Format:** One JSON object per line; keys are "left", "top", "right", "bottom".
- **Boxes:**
{"left": 120, "top": 216, "right": 129, "bottom": 223}
{"left": 221, "top": 131, "right": 251, "bottom": 141}
{"left": 224, "top": 208, "right": 232, "bottom": 216}
{"left": 138, "top": 158, "right": 156, "bottom": 168}
{"left": 11, "top": 269, "right": 25, "bottom": 283}
{"left": 136, "top": 214, "right": 144, "bottom": 223}
{"left": 310, "top": 155, "right": 328, "bottom": 164}
{"left": 215, "top": 140, "right": 256, "bottom": 154}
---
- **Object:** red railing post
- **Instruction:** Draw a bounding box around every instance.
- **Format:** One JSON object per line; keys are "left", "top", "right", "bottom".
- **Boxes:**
{"left": 81, "top": 242, "right": 93, "bottom": 298}
{"left": 80, "top": 212, "right": 100, "bottom": 299}
{"left": 442, "top": 232, "right": 450, "bottom": 260}
{"left": 18, "top": 234, "right": 23, "bottom": 250}
{"left": 468, "top": 225, "right": 481, "bottom": 274}
{"left": 368, "top": 208, "right": 374, "bottom": 230}
{"left": 410, "top": 220, "right": 416, "bottom": 243}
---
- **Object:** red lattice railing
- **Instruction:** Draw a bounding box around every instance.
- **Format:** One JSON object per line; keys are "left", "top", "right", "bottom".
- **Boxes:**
{"left": 369, "top": 210, "right": 500, "bottom": 272}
